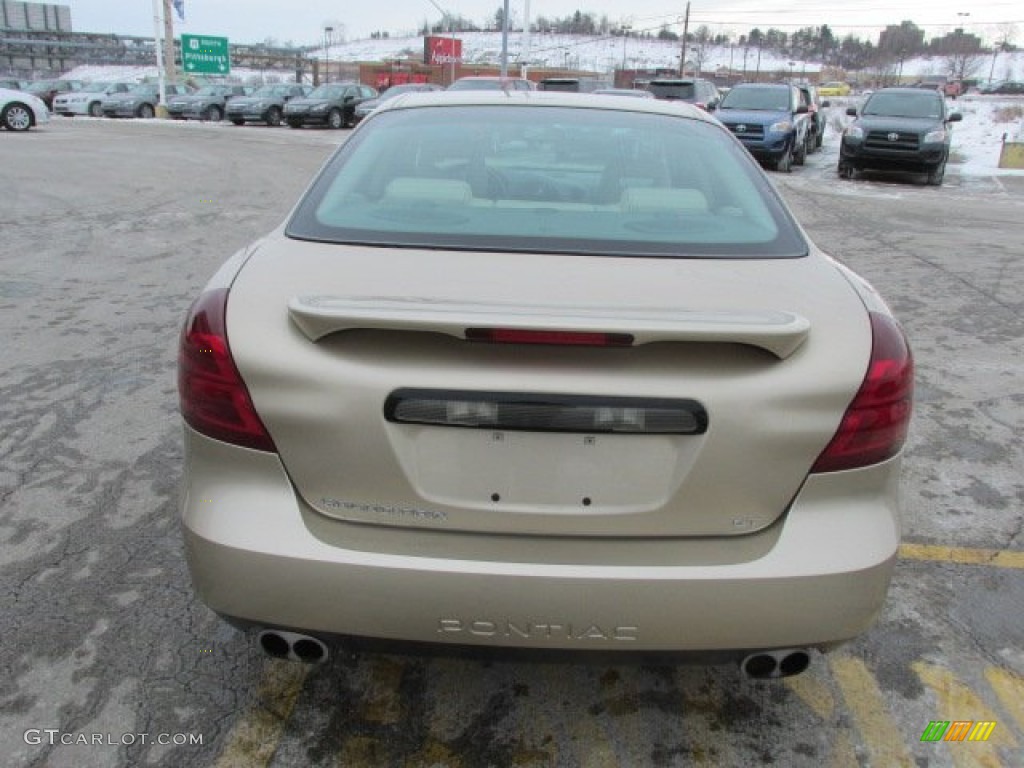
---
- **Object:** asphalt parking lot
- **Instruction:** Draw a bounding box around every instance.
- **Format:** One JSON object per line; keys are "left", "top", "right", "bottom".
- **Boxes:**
{"left": 1, "top": 117, "right": 1022, "bottom": 768}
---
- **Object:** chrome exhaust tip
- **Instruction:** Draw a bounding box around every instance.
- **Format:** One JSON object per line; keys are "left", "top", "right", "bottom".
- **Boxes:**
{"left": 257, "top": 629, "right": 329, "bottom": 663}
{"left": 740, "top": 649, "right": 811, "bottom": 679}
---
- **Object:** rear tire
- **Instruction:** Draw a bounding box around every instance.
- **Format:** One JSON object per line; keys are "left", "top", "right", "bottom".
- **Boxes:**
{"left": 204, "top": 105, "right": 223, "bottom": 122}
{"left": 137, "top": 103, "right": 155, "bottom": 119}
{"left": 327, "top": 108, "right": 343, "bottom": 129}
{"left": 837, "top": 162, "right": 855, "bottom": 180}
{"left": 265, "top": 106, "right": 282, "bottom": 127}
{"left": 88, "top": 101, "right": 103, "bottom": 118}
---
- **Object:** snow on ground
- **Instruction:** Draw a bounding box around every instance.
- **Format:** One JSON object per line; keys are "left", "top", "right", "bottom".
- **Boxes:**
{"left": 949, "top": 98, "right": 1024, "bottom": 176}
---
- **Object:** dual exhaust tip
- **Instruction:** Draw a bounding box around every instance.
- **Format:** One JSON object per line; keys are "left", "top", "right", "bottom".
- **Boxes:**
{"left": 258, "top": 629, "right": 329, "bottom": 663}
{"left": 740, "top": 649, "right": 811, "bottom": 679}
{"left": 256, "top": 630, "right": 809, "bottom": 678}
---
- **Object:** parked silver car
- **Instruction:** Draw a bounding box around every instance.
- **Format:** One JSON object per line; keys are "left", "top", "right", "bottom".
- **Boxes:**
{"left": 101, "top": 83, "right": 191, "bottom": 118}
{"left": 53, "top": 81, "right": 134, "bottom": 117}
{"left": 1, "top": 86, "right": 49, "bottom": 131}
{"left": 225, "top": 83, "right": 310, "bottom": 126}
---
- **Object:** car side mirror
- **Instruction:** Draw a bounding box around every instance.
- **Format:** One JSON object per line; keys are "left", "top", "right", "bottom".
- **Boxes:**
{"left": 846, "top": 106, "right": 858, "bottom": 116}
{"left": 344, "top": 95, "right": 355, "bottom": 102}
{"left": 947, "top": 113, "right": 962, "bottom": 122}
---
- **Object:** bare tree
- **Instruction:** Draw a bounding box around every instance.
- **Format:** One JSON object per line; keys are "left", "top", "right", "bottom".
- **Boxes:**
{"left": 987, "top": 23, "right": 1017, "bottom": 83}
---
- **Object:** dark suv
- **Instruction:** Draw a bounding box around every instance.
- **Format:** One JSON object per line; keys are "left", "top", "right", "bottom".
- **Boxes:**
{"left": 715, "top": 83, "right": 811, "bottom": 172}
{"left": 645, "top": 78, "right": 721, "bottom": 111}
{"left": 838, "top": 87, "right": 962, "bottom": 186}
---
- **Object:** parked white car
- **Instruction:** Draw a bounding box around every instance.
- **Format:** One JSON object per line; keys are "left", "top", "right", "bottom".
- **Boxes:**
{"left": 1, "top": 87, "right": 49, "bottom": 131}
{"left": 53, "top": 81, "right": 134, "bottom": 117}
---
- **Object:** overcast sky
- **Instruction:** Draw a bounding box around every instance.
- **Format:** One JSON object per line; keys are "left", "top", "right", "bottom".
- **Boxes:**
{"left": 68, "top": 0, "right": 1022, "bottom": 46}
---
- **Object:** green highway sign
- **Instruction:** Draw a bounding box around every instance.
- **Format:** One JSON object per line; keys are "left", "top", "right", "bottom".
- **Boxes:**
{"left": 181, "top": 34, "right": 231, "bottom": 75}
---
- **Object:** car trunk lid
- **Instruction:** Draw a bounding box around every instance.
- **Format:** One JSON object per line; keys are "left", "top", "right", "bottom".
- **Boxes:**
{"left": 227, "top": 240, "right": 869, "bottom": 538}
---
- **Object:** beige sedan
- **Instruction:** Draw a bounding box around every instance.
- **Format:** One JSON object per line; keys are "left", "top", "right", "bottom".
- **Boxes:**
{"left": 178, "top": 92, "right": 912, "bottom": 678}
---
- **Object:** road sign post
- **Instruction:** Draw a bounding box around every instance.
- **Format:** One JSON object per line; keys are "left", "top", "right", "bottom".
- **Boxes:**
{"left": 181, "top": 34, "right": 231, "bottom": 75}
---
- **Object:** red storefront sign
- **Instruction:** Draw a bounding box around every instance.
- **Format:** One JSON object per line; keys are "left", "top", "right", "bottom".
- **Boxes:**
{"left": 424, "top": 36, "right": 462, "bottom": 66}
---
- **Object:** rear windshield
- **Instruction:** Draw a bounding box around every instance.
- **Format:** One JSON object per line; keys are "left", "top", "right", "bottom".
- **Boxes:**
{"left": 286, "top": 105, "right": 806, "bottom": 259}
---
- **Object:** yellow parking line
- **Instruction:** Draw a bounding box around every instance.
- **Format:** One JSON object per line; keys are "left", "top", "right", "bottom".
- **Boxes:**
{"left": 785, "top": 675, "right": 860, "bottom": 767}
{"left": 898, "top": 543, "right": 1024, "bottom": 569}
{"left": 829, "top": 655, "right": 914, "bottom": 768}
{"left": 213, "top": 660, "right": 309, "bottom": 768}
{"left": 984, "top": 667, "right": 1024, "bottom": 732}
{"left": 913, "top": 662, "right": 1016, "bottom": 766}
{"left": 785, "top": 675, "right": 835, "bottom": 720}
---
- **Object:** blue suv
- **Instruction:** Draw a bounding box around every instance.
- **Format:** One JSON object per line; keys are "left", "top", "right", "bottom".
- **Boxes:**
{"left": 715, "top": 83, "right": 811, "bottom": 172}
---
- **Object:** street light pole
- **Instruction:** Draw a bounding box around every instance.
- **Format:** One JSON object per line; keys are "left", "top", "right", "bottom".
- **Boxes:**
{"left": 323, "top": 26, "right": 333, "bottom": 84}
{"left": 679, "top": 2, "right": 690, "bottom": 76}
{"left": 151, "top": 0, "right": 166, "bottom": 108}
{"left": 621, "top": 25, "right": 631, "bottom": 73}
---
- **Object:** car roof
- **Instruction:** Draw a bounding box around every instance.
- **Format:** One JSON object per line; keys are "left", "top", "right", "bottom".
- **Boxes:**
{"left": 372, "top": 90, "right": 718, "bottom": 123}
{"left": 454, "top": 76, "right": 529, "bottom": 82}
{"left": 871, "top": 87, "right": 941, "bottom": 95}
{"left": 731, "top": 82, "right": 790, "bottom": 90}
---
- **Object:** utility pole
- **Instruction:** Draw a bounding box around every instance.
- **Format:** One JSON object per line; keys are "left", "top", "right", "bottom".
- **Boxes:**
{"left": 678, "top": 2, "right": 690, "bottom": 76}
{"left": 151, "top": 0, "right": 165, "bottom": 108}
{"left": 162, "top": 0, "right": 177, "bottom": 84}
{"left": 500, "top": 0, "right": 510, "bottom": 76}
{"left": 521, "top": 0, "right": 531, "bottom": 77}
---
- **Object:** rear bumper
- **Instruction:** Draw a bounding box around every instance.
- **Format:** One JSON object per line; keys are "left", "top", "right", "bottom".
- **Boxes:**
{"left": 181, "top": 428, "right": 901, "bottom": 653}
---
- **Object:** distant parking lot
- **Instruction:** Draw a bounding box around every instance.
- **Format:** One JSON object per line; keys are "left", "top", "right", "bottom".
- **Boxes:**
{"left": 1, "top": 117, "right": 1022, "bottom": 768}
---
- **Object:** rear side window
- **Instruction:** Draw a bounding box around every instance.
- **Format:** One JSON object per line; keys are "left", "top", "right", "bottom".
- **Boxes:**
{"left": 648, "top": 82, "right": 696, "bottom": 100}
{"left": 287, "top": 105, "right": 806, "bottom": 259}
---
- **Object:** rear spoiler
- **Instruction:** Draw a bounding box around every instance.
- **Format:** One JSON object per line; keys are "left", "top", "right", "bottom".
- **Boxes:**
{"left": 288, "top": 296, "right": 810, "bottom": 359}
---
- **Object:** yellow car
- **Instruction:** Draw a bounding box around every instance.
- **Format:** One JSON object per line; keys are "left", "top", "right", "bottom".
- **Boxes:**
{"left": 818, "top": 81, "right": 851, "bottom": 97}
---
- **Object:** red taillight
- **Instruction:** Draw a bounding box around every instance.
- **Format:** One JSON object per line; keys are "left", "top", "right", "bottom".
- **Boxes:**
{"left": 178, "top": 287, "right": 276, "bottom": 452}
{"left": 465, "top": 328, "right": 634, "bottom": 347}
{"left": 811, "top": 312, "right": 913, "bottom": 473}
